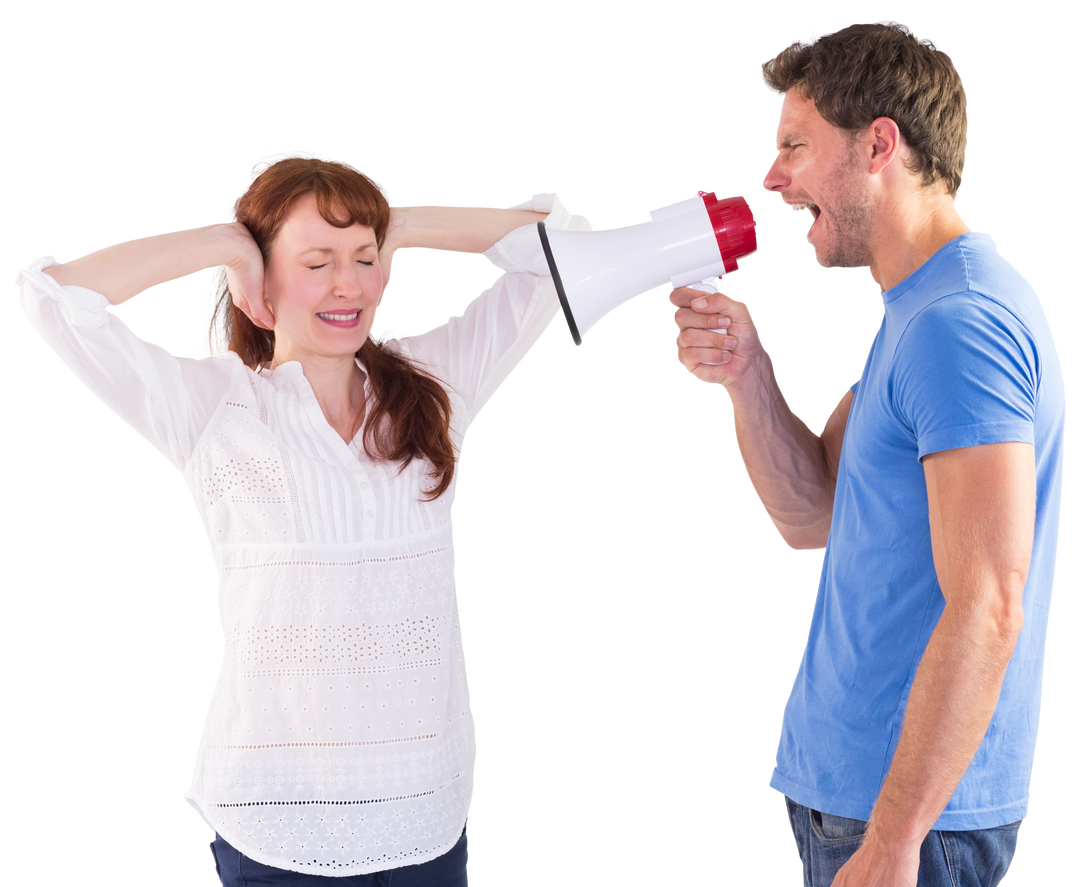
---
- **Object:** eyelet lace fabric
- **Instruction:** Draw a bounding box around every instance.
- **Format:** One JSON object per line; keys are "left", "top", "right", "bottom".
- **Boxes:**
{"left": 197, "top": 533, "right": 474, "bottom": 872}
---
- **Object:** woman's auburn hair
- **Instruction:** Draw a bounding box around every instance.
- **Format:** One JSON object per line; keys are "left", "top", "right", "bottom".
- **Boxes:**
{"left": 210, "top": 157, "right": 456, "bottom": 499}
{"left": 760, "top": 18, "right": 972, "bottom": 202}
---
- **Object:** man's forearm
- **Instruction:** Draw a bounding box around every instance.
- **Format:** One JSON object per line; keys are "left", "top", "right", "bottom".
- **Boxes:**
{"left": 725, "top": 360, "right": 833, "bottom": 546}
{"left": 865, "top": 598, "right": 1022, "bottom": 850}
{"left": 388, "top": 207, "right": 547, "bottom": 254}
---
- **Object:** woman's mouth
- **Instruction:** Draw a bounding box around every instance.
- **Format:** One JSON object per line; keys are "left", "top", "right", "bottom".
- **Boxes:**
{"left": 316, "top": 311, "right": 361, "bottom": 327}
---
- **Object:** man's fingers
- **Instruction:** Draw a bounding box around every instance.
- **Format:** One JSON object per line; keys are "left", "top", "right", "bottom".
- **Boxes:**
{"left": 678, "top": 326, "right": 736, "bottom": 349}
{"left": 674, "top": 306, "right": 732, "bottom": 331}
{"left": 670, "top": 285, "right": 730, "bottom": 310}
{"left": 669, "top": 285, "right": 710, "bottom": 308}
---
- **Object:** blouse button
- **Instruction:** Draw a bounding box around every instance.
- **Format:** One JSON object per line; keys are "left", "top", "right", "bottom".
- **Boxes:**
{"left": 366, "top": 510, "right": 375, "bottom": 518}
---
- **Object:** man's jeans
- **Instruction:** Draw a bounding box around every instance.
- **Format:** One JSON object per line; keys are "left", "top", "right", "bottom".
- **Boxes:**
{"left": 785, "top": 797, "right": 1020, "bottom": 886}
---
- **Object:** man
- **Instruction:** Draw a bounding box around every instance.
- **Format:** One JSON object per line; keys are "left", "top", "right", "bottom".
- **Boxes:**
{"left": 672, "top": 23, "right": 1064, "bottom": 887}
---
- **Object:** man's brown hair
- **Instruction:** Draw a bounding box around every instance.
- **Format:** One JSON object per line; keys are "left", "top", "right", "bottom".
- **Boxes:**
{"left": 763, "top": 23, "right": 967, "bottom": 195}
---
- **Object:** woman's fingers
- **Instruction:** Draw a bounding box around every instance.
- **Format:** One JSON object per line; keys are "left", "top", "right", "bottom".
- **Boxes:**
{"left": 225, "top": 225, "right": 273, "bottom": 329}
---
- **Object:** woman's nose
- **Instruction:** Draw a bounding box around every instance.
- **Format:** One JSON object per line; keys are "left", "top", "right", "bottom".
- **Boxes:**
{"left": 334, "top": 265, "right": 363, "bottom": 297}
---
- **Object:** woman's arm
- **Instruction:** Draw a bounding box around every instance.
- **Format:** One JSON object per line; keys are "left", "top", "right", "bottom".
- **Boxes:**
{"left": 388, "top": 207, "right": 548, "bottom": 259}
{"left": 43, "top": 223, "right": 272, "bottom": 327}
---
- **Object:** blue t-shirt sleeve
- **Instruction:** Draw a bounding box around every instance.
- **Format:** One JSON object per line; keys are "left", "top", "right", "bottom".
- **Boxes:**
{"left": 891, "top": 293, "right": 1038, "bottom": 460}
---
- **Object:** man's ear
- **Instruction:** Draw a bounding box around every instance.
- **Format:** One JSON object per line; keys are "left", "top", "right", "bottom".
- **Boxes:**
{"left": 864, "top": 117, "right": 902, "bottom": 174}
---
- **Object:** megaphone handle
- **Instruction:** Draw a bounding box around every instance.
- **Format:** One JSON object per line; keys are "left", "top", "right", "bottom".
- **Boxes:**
{"left": 690, "top": 278, "right": 727, "bottom": 365}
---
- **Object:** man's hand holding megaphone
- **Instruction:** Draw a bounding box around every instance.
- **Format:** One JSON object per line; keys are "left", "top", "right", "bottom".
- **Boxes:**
{"left": 671, "top": 287, "right": 766, "bottom": 389}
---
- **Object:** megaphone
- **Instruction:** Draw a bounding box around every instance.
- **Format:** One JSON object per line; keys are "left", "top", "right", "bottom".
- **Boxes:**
{"left": 537, "top": 192, "right": 756, "bottom": 344}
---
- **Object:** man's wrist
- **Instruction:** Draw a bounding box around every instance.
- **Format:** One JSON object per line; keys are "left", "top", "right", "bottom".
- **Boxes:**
{"left": 722, "top": 348, "right": 774, "bottom": 402}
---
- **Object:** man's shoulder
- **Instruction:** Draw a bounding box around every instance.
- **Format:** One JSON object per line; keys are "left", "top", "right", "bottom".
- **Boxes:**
{"left": 957, "top": 233, "right": 1036, "bottom": 299}
{"left": 892, "top": 233, "right": 1048, "bottom": 346}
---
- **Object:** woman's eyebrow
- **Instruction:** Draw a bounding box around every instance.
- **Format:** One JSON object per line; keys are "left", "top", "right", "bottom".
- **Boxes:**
{"left": 297, "top": 243, "right": 377, "bottom": 256}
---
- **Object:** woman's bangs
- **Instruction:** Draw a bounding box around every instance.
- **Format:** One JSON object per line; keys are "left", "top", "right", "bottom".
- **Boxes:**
{"left": 312, "top": 174, "right": 389, "bottom": 244}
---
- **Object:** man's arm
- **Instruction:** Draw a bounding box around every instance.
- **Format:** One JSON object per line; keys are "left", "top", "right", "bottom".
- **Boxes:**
{"left": 832, "top": 441, "right": 1034, "bottom": 887}
{"left": 672, "top": 286, "right": 849, "bottom": 549}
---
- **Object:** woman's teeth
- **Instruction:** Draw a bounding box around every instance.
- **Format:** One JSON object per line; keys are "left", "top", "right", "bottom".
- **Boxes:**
{"left": 317, "top": 312, "right": 359, "bottom": 321}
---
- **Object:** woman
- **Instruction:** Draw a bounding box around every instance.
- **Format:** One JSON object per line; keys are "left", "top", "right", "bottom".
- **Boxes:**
{"left": 19, "top": 157, "right": 586, "bottom": 885}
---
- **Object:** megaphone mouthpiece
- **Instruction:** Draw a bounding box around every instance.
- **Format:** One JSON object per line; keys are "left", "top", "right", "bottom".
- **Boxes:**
{"left": 701, "top": 192, "right": 757, "bottom": 273}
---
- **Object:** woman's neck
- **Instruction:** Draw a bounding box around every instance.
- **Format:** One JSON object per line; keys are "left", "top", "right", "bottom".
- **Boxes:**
{"left": 272, "top": 350, "right": 369, "bottom": 432}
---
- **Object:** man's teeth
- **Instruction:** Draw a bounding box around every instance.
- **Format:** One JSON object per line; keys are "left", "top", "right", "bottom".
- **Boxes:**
{"left": 318, "top": 312, "right": 359, "bottom": 320}
{"left": 792, "top": 202, "right": 817, "bottom": 211}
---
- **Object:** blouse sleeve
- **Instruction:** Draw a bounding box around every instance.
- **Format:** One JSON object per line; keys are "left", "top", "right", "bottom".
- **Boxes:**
{"left": 18, "top": 257, "right": 239, "bottom": 469}
{"left": 399, "top": 194, "right": 589, "bottom": 426}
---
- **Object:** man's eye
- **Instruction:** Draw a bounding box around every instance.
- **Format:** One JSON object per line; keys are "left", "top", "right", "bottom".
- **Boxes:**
{"left": 308, "top": 263, "right": 327, "bottom": 270}
{"left": 358, "top": 260, "right": 375, "bottom": 266}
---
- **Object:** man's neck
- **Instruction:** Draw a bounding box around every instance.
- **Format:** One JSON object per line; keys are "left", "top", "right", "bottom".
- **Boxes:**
{"left": 864, "top": 193, "right": 976, "bottom": 291}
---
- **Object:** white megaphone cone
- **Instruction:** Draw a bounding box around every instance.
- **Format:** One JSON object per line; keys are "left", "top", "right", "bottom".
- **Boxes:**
{"left": 537, "top": 192, "right": 757, "bottom": 344}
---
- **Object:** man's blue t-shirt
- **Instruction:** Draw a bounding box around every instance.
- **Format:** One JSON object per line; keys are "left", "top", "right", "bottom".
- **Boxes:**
{"left": 770, "top": 233, "right": 1065, "bottom": 830}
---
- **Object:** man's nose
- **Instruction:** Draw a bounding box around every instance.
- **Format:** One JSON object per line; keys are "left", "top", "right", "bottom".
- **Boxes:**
{"left": 763, "top": 157, "right": 788, "bottom": 192}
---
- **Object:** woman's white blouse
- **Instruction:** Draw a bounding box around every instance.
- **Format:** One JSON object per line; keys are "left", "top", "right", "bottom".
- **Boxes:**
{"left": 19, "top": 195, "right": 584, "bottom": 876}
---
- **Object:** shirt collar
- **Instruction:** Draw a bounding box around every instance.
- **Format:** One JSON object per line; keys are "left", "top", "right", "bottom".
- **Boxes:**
{"left": 256, "top": 355, "right": 370, "bottom": 395}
